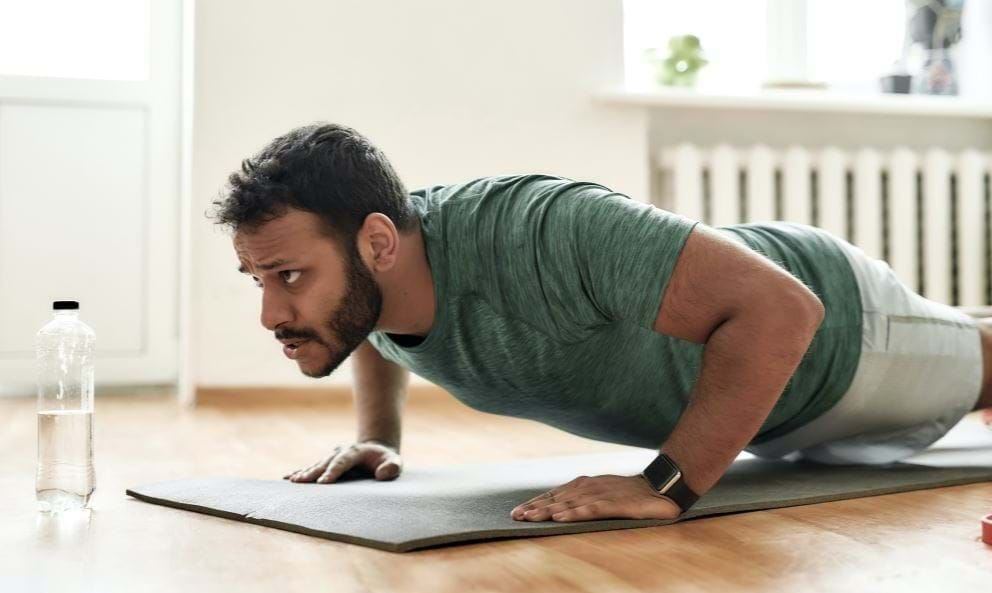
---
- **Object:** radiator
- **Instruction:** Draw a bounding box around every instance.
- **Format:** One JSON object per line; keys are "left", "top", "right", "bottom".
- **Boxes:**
{"left": 658, "top": 144, "right": 992, "bottom": 307}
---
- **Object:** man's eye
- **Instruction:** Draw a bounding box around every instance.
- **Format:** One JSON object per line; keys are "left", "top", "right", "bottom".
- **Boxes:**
{"left": 252, "top": 276, "right": 263, "bottom": 288}
{"left": 281, "top": 270, "right": 301, "bottom": 285}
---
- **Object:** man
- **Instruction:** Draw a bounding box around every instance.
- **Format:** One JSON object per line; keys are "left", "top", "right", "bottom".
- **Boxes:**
{"left": 212, "top": 122, "right": 992, "bottom": 524}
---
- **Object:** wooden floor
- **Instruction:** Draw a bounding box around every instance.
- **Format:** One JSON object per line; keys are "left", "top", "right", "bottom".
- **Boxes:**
{"left": 2, "top": 386, "right": 991, "bottom": 592}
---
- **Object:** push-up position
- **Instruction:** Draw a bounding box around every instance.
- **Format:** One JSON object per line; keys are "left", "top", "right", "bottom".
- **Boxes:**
{"left": 211, "top": 123, "right": 992, "bottom": 523}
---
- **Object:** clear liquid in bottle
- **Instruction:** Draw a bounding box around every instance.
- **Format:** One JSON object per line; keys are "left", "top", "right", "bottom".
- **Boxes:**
{"left": 35, "top": 300, "right": 96, "bottom": 512}
{"left": 36, "top": 409, "right": 95, "bottom": 511}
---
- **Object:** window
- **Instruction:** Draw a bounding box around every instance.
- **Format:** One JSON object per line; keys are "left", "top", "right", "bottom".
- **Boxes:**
{"left": 807, "top": 0, "right": 906, "bottom": 90}
{"left": 0, "top": 0, "right": 150, "bottom": 81}
{"left": 624, "top": 0, "right": 907, "bottom": 92}
{"left": 623, "top": 0, "right": 767, "bottom": 91}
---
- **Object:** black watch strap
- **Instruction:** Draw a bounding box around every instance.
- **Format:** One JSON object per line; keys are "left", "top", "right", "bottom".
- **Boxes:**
{"left": 641, "top": 453, "right": 700, "bottom": 513}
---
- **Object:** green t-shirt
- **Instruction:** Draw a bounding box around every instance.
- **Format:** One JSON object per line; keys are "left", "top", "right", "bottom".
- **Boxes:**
{"left": 366, "top": 174, "right": 862, "bottom": 449}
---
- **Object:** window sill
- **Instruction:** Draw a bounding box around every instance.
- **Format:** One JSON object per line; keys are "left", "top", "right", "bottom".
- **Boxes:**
{"left": 593, "top": 85, "right": 992, "bottom": 119}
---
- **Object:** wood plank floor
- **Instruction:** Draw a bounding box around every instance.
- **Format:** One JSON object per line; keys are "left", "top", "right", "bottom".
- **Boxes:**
{"left": 2, "top": 386, "right": 991, "bottom": 592}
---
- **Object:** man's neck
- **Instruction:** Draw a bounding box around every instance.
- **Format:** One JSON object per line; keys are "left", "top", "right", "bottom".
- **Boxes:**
{"left": 374, "top": 224, "right": 435, "bottom": 338}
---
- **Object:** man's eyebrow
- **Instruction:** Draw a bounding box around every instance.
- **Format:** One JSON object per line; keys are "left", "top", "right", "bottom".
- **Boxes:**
{"left": 237, "top": 258, "right": 293, "bottom": 274}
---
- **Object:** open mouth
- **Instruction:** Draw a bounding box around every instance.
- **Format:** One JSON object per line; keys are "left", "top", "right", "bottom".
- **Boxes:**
{"left": 283, "top": 339, "right": 310, "bottom": 359}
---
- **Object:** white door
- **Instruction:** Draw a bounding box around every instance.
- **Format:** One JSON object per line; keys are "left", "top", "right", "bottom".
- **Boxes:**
{"left": 0, "top": 0, "right": 182, "bottom": 396}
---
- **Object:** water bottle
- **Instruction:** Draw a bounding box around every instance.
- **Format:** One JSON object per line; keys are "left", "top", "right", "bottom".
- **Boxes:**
{"left": 35, "top": 300, "right": 96, "bottom": 512}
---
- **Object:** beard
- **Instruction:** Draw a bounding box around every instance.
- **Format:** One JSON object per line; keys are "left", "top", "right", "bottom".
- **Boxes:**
{"left": 301, "top": 239, "right": 383, "bottom": 378}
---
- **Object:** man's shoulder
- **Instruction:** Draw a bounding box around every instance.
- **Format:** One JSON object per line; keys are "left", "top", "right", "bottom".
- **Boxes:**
{"left": 410, "top": 174, "right": 587, "bottom": 204}
{"left": 720, "top": 220, "right": 849, "bottom": 248}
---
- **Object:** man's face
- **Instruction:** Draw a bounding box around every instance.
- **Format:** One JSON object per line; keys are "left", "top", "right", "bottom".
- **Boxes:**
{"left": 234, "top": 209, "right": 382, "bottom": 378}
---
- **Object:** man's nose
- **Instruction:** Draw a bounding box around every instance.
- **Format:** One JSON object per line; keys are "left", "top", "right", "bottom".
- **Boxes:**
{"left": 260, "top": 288, "right": 292, "bottom": 331}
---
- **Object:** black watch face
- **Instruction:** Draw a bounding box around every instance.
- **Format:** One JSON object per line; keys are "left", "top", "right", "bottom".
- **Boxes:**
{"left": 645, "top": 454, "right": 679, "bottom": 486}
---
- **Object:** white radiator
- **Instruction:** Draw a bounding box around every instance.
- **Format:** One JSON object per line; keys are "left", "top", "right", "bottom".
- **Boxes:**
{"left": 659, "top": 144, "right": 992, "bottom": 307}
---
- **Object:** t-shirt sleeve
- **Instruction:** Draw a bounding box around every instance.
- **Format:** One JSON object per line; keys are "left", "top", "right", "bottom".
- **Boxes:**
{"left": 529, "top": 181, "right": 700, "bottom": 334}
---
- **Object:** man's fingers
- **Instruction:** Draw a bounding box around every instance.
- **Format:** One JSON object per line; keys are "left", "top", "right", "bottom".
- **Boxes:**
{"left": 316, "top": 453, "right": 357, "bottom": 483}
{"left": 515, "top": 494, "right": 600, "bottom": 521}
{"left": 518, "top": 477, "right": 583, "bottom": 507}
{"left": 550, "top": 500, "right": 620, "bottom": 522}
{"left": 373, "top": 450, "right": 403, "bottom": 480}
{"left": 374, "top": 458, "right": 401, "bottom": 481}
{"left": 512, "top": 476, "right": 595, "bottom": 516}
{"left": 284, "top": 466, "right": 309, "bottom": 479}
{"left": 295, "top": 461, "right": 329, "bottom": 482}
{"left": 287, "top": 445, "right": 403, "bottom": 484}
{"left": 290, "top": 451, "right": 339, "bottom": 483}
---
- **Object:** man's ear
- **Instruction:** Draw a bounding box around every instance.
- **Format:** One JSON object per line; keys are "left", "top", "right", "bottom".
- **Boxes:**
{"left": 361, "top": 213, "right": 400, "bottom": 272}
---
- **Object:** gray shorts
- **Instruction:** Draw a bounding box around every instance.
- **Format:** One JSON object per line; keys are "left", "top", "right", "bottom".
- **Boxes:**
{"left": 746, "top": 238, "right": 984, "bottom": 465}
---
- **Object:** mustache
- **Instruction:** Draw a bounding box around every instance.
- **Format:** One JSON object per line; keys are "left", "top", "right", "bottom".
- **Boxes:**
{"left": 274, "top": 328, "right": 320, "bottom": 343}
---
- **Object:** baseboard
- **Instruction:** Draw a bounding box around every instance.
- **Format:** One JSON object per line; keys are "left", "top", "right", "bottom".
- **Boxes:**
{"left": 196, "top": 383, "right": 451, "bottom": 407}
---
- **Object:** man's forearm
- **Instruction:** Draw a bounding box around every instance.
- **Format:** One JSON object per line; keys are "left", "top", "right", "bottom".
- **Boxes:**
{"left": 354, "top": 377, "right": 407, "bottom": 450}
{"left": 352, "top": 340, "right": 409, "bottom": 451}
{"left": 660, "top": 299, "right": 824, "bottom": 496}
{"left": 355, "top": 397, "right": 404, "bottom": 450}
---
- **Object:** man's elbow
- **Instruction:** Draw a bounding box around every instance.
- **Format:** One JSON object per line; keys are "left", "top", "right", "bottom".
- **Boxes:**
{"left": 759, "top": 284, "right": 824, "bottom": 331}
{"left": 785, "top": 290, "right": 825, "bottom": 334}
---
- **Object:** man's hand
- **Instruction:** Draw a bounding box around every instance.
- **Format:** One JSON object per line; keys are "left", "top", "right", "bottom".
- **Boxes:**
{"left": 283, "top": 441, "right": 402, "bottom": 483}
{"left": 510, "top": 474, "right": 682, "bottom": 522}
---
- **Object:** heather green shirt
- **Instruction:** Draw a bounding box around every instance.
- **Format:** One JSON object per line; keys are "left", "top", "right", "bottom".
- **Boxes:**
{"left": 366, "top": 174, "right": 862, "bottom": 450}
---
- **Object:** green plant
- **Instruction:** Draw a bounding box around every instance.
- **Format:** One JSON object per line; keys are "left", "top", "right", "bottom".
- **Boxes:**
{"left": 644, "top": 34, "right": 709, "bottom": 87}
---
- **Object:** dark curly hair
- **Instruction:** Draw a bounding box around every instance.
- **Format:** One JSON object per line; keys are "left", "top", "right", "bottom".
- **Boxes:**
{"left": 208, "top": 122, "right": 419, "bottom": 250}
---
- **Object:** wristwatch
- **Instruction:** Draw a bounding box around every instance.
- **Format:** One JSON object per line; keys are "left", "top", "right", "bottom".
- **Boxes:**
{"left": 640, "top": 453, "right": 699, "bottom": 513}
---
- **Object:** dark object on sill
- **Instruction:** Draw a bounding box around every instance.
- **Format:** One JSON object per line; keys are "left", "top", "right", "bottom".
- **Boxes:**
{"left": 881, "top": 74, "right": 913, "bottom": 94}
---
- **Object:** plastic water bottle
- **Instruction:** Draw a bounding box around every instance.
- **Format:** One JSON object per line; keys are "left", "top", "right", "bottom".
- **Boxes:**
{"left": 35, "top": 300, "right": 96, "bottom": 512}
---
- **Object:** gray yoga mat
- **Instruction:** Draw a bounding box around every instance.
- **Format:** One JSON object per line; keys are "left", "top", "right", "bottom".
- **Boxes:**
{"left": 126, "top": 420, "right": 992, "bottom": 553}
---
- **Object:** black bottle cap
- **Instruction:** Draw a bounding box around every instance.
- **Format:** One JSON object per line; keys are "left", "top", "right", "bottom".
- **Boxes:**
{"left": 53, "top": 301, "right": 79, "bottom": 310}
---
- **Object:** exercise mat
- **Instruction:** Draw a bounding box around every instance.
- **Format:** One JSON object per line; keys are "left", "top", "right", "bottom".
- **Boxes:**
{"left": 126, "top": 419, "right": 992, "bottom": 553}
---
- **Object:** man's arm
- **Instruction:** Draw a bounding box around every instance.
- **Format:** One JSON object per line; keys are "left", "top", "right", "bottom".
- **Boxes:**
{"left": 510, "top": 223, "right": 826, "bottom": 522}
{"left": 352, "top": 339, "right": 410, "bottom": 452}
{"left": 653, "top": 224, "right": 825, "bottom": 495}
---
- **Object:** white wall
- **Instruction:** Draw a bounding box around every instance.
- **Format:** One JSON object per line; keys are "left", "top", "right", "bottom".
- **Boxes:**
{"left": 190, "top": 0, "right": 646, "bottom": 387}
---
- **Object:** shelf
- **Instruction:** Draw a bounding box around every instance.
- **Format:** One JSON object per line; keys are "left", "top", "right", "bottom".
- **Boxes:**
{"left": 594, "top": 86, "right": 992, "bottom": 119}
